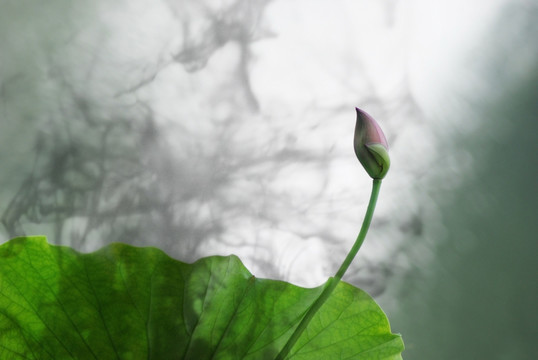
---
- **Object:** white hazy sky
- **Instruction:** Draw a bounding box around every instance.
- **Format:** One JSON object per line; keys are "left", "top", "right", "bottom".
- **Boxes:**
{"left": 255, "top": 0, "right": 508, "bottom": 114}
{"left": 0, "top": 0, "right": 517, "bottom": 288}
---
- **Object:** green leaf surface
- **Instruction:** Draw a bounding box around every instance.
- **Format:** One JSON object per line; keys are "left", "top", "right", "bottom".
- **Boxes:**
{"left": 0, "top": 236, "right": 403, "bottom": 359}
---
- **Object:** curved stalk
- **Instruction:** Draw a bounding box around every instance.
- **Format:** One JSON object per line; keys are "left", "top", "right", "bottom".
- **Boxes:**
{"left": 275, "top": 179, "right": 382, "bottom": 360}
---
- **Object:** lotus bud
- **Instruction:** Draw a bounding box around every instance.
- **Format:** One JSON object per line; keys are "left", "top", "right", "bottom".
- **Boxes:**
{"left": 353, "top": 107, "right": 390, "bottom": 179}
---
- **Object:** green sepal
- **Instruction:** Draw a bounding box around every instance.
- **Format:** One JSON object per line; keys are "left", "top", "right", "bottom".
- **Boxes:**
{"left": 365, "top": 143, "right": 391, "bottom": 179}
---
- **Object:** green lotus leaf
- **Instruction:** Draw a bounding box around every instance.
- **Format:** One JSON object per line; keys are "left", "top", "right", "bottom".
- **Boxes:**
{"left": 0, "top": 236, "right": 403, "bottom": 359}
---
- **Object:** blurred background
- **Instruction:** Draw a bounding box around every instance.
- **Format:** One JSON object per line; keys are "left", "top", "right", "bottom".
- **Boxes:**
{"left": 0, "top": 0, "right": 536, "bottom": 358}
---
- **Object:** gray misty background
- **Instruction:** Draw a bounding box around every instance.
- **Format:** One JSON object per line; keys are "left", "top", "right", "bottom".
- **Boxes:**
{"left": 0, "top": 0, "right": 536, "bottom": 359}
